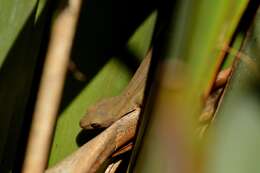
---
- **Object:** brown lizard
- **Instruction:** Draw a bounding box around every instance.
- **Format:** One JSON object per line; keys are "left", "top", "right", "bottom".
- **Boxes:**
{"left": 80, "top": 50, "right": 231, "bottom": 130}
{"left": 79, "top": 50, "right": 152, "bottom": 129}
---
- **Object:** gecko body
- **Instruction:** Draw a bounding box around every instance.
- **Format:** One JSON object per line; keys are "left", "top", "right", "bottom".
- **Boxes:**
{"left": 80, "top": 49, "right": 231, "bottom": 130}
{"left": 79, "top": 51, "right": 152, "bottom": 129}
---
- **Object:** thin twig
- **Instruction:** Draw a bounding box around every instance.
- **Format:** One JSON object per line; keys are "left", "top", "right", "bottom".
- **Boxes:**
{"left": 22, "top": 0, "right": 82, "bottom": 172}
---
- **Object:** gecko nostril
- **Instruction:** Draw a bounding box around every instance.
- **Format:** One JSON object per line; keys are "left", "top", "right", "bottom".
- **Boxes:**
{"left": 90, "top": 123, "right": 101, "bottom": 128}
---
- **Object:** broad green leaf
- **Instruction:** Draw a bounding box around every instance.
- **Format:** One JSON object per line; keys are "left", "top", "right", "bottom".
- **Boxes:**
{"left": 127, "top": 12, "right": 157, "bottom": 59}
{"left": 0, "top": 0, "right": 49, "bottom": 171}
{"left": 0, "top": 0, "right": 37, "bottom": 67}
{"left": 48, "top": 10, "right": 157, "bottom": 166}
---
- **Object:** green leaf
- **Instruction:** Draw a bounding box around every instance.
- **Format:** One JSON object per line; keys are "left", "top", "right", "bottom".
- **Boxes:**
{"left": 48, "top": 10, "right": 157, "bottom": 166}
{"left": 0, "top": 0, "right": 37, "bottom": 67}
{"left": 131, "top": 0, "right": 248, "bottom": 172}
{"left": 0, "top": 0, "right": 49, "bottom": 170}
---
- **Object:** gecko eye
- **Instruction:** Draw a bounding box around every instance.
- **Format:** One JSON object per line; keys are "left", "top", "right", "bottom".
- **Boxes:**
{"left": 90, "top": 123, "right": 101, "bottom": 128}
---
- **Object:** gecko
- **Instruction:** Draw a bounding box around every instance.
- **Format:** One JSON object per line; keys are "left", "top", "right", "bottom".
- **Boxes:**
{"left": 79, "top": 50, "right": 231, "bottom": 130}
{"left": 79, "top": 50, "right": 152, "bottom": 129}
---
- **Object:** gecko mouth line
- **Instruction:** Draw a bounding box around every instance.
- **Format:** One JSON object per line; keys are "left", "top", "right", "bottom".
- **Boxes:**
{"left": 90, "top": 123, "right": 102, "bottom": 128}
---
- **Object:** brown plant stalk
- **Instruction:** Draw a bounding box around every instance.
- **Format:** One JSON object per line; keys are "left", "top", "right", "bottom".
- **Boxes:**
{"left": 22, "top": 0, "right": 82, "bottom": 172}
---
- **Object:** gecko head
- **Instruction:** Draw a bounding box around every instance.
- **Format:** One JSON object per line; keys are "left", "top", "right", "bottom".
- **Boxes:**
{"left": 79, "top": 117, "right": 103, "bottom": 130}
{"left": 79, "top": 115, "right": 109, "bottom": 130}
{"left": 79, "top": 98, "right": 118, "bottom": 130}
